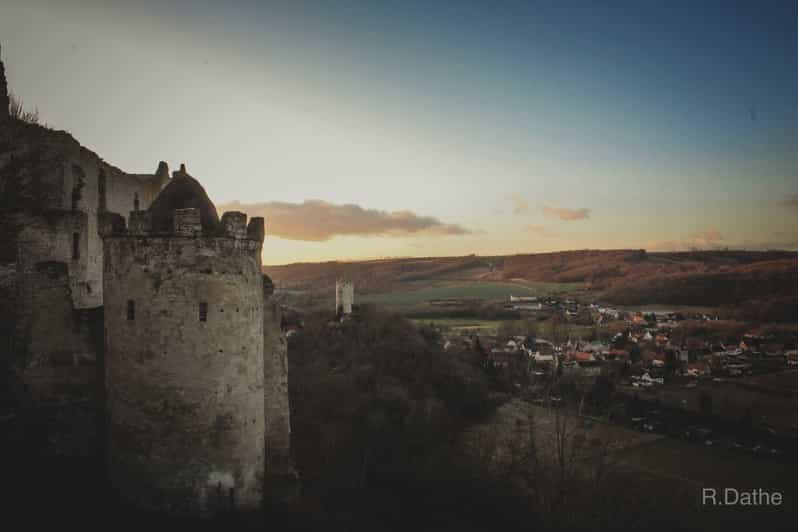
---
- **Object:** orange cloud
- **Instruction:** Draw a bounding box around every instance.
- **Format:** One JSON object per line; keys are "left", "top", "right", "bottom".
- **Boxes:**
{"left": 508, "top": 194, "right": 529, "bottom": 215}
{"left": 542, "top": 205, "right": 591, "bottom": 221}
{"left": 218, "top": 200, "right": 471, "bottom": 241}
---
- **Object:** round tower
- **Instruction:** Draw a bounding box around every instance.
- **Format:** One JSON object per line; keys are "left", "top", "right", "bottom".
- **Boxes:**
{"left": 102, "top": 168, "right": 267, "bottom": 515}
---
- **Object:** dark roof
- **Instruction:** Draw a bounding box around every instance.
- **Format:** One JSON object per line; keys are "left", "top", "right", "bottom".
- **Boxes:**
{"left": 147, "top": 172, "right": 220, "bottom": 234}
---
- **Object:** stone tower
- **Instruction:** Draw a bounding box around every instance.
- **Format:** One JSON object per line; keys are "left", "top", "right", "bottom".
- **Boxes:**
{"left": 335, "top": 279, "right": 354, "bottom": 316}
{"left": 101, "top": 166, "right": 267, "bottom": 515}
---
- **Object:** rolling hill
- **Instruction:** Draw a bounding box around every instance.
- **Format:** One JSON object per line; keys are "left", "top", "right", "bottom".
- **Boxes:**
{"left": 264, "top": 250, "right": 798, "bottom": 319}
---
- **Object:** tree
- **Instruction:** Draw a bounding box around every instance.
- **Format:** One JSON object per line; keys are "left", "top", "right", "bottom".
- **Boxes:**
{"left": 629, "top": 344, "right": 641, "bottom": 365}
{"left": 8, "top": 92, "right": 40, "bottom": 124}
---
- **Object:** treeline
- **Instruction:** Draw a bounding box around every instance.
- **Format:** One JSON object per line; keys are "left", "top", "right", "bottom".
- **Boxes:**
{"left": 287, "top": 305, "right": 534, "bottom": 531}
{"left": 602, "top": 261, "right": 798, "bottom": 321}
{"left": 285, "top": 307, "right": 723, "bottom": 531}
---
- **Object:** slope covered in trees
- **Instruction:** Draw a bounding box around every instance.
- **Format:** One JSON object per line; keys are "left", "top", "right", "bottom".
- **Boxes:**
{"left": 266, "top": 250, "right": 798, "bottom": 317}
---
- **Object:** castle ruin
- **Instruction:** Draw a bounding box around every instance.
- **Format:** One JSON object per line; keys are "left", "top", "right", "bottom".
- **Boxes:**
{"left": 0, "top": 49, "right": 295, "bottom": 515}
{"left": 335, "top": 278, "right": 354, "bottom": 316}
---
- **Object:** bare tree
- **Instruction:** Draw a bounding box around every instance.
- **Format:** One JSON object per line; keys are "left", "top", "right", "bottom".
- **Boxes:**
{"left": 8, "top": 92, "right": 39, "bottom": 124}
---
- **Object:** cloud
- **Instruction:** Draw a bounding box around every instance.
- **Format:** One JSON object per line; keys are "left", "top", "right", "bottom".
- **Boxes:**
{"left": 524, "top": 224, "right": 559, "bottom": 237}
{"left": 690, "top": 228, "right": 723, "bottom": 247}
{"left": 542, "top": 205, "right": 591, "bottom": 221}
{"left": 507, "top": 194, "right": 529, "bottom": 215}
{"left": 218, "top": 200, "right": 471, "bottom": 241}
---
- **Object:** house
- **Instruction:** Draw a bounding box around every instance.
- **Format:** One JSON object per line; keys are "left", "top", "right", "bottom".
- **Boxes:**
{"left": 489, "top": 346, "right": 524, "bottom": 369}
{"left": 641, "top": 372, "right": 664, "bottom": 385}
{"left": 568, "top": 351, "right": 595, "bottom": 363}
{"left": 608, "top": 348, "right": 629, "bottom": 361}
{"left": 584, "top": 340, "right": 609, "bottom": 354}
{"left": 685, "top": 361, "right": 710, "bottom": 377}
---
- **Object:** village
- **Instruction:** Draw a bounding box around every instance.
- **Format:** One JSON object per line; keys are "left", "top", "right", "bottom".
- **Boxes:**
{"left": 435, "top": 293, "right": 798, "bottom": 460}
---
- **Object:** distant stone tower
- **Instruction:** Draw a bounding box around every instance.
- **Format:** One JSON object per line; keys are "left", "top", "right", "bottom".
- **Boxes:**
{"left": 102, "top": 166, "right": 267, "bottom": 515}
{"left": 335, "top": 279, "right": 354, "bottom": 316}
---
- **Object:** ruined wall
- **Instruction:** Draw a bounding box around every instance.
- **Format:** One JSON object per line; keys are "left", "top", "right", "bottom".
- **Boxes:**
{"left": 103, "top": 233, "right": 266, "bottom": 515}
{"left": 0, "top": 45, "right": 8, "bottom": 122}
{"left": 0, "top": 119, "right": 168, "bottom": 309}
{"left": 263, "top": 296, "right": 290, "bottom": 466}
{"left": 0, "top": 209, "right": 102, "bottom": 409}
{"left": 262, "top": 292, "right": 300, "bottom": 503}
{"left": 0, "top": 113, "right": 168, "bottom": 449}
{"left": 11, "top": 261, "right": 98, "bottom": 398}
{"left": 2, "top": 208, "right": 88, "bottom": 355}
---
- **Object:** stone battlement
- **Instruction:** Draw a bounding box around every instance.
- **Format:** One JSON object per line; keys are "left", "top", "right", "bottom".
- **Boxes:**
{"left": 100, "top": 208, "right": 265, "bottom": 242}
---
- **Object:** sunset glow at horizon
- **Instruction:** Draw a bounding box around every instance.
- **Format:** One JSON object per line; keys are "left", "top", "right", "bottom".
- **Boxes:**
{"left": 2, "top": 0, "right": 797, "bottom": 265}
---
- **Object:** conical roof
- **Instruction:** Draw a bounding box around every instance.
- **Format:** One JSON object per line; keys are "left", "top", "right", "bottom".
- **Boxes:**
{"left": 148, "top": 168, "right": 220, "bottom": 235}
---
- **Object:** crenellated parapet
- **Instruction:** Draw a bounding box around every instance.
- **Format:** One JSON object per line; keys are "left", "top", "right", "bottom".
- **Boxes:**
{"left": 221, "top": 211, "right": 247, "bottom": 239}
{"left": 102, "top": 207, "right": 264, "bottom": 243}
{"left": 103, "top": 204, "right": 264, "bottom": 243}
{"left": 247, "top": 216, "right": 265, "bottom": 243}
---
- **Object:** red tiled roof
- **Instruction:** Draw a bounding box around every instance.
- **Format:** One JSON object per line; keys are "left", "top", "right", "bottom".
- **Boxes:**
{"left": 569, "top": 351, "right": 594, "bottom": 362}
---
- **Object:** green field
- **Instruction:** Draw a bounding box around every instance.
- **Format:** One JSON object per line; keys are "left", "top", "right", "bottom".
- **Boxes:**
{"left": 619, "top": 304, "right": 721, "bottom": 314}
{"left": 411, "top": 318, "right": 504, "bottom": 335}
{"left": 277, "top": 280, "right": 586, "bottom": 326}
{"left": 358, "top": 280, "right": 582, "bottom": 308}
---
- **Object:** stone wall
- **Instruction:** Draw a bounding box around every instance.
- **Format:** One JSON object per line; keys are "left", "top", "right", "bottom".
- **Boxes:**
{"left": 263, "top": 297, "right": 290, "bottom": 465}
{"left": 0, "top": 119, "right": 168, "bottom": 309}
{"left": 335, "top": 279, "right": 354, "bottom": 315}
{"left": 103, "top": 235, "right": 266, "bottom": 515}
{"left": 12, "top": 261, "right": 99, "bottom": 397}
{"left": 0, "top": 209, "right": 100, "bottom": 408}
{"left": 262, "top": 293, "right": 300, "bottom": 503}
{"left": 0, "top": 46, "right": 8, "bottom": 122}
{"left": 0, "top": 114, "right": 169, "bottom": 452}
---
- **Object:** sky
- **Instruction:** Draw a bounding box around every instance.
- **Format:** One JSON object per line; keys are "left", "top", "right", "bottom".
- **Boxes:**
{"left": 1, "top": 0, "right": 797, "bottom": 264}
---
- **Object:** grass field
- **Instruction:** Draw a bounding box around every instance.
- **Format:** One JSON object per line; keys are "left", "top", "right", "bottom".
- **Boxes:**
{"left": 358, "top": 280, "right": 583, "bottom": 308}
{"left": 466, "top": 400, "right": 798, "bottom": 527}
{"left": 618, "top": 304, "right": 721, "bottom": 314}
{"left": 411, "top": 318, "right": 504, "bottom": 335}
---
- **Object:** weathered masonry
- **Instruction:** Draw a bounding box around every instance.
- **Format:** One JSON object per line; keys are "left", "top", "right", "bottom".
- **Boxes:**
{"left": 0, "top": 43, "right": 169, "bottom": 411}
{"left": 102, "top": 170, "right": 268, "bottom": 514}
{"left": 0, "top": 47, "right": 296, "bottom": 515}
